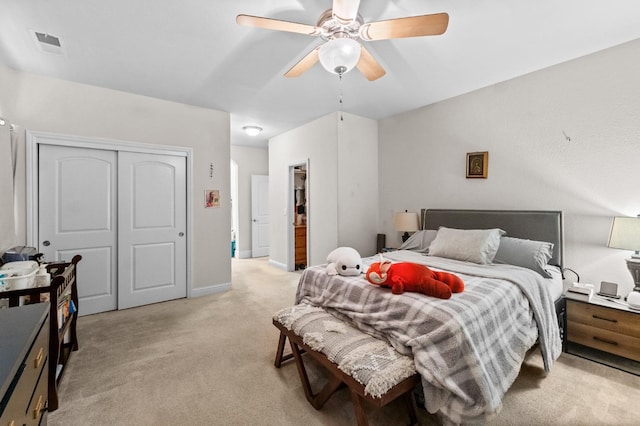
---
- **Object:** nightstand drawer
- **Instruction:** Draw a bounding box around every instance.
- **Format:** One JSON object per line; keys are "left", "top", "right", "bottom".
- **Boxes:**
{"left": 567, "top": 321, "right": 640, "bottom": 362}
{"left": 566, "top": 300, "right": 640, "bottom": 338}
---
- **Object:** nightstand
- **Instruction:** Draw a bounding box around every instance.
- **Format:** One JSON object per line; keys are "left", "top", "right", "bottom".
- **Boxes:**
{"left": 565, "top": 295, "right": 640, "bottom": 375}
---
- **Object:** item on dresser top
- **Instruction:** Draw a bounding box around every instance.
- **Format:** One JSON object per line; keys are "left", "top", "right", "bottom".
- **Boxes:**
{"left": 365, "top": 255, "right": 464, "bottom": 298}
{"left": 1, "top": 246, "right": 43, "bottom": 263}
{"left": 0, "top": 261, "right": 38, "bottom": 290}
{"left": 567, "top": 282, "right": 594, "bottom": 301}
{"left": 326, "top": 247, "right": 362, "bottom": 276}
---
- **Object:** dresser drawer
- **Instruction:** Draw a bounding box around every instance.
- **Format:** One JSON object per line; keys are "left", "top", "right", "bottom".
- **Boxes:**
{"left": 295, "top": 227, "right": 306, "bottom": 238}
{"left": 26, "top": 361, "right": 48, "bottom": 426}
{"left": 567, "top": 320, "right": 640, "bottom": 362}
{"left": 566, "top": 300, "right": 640, "bottom": 338}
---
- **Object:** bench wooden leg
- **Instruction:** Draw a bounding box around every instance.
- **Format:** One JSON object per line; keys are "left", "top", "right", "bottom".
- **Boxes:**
{"left": 274, "top": 331, "right": 287, "bottom": 368}
{"left": 349, "top": 388, "right": 370, "bottom": 426}
{"left": 403, "top": 390, "right": 419, "bottom": 426}
{"left": 289, "top": 338, "right": 343, "bottom": 410}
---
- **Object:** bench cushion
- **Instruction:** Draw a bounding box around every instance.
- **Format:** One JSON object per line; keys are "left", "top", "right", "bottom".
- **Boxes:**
{"left": 274, "top": 303, "right": 417, "bottom": 398}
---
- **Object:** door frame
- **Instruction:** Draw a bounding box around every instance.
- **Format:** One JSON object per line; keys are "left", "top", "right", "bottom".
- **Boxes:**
{"left": 25, "top": 130, "right": 194, "bottom": 297}
{"left": 287, "top": 159, "right": 309, "bottom": 272}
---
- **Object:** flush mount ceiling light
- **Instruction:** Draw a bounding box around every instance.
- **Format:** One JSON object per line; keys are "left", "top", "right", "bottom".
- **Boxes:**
{"left": 318, "top": 36, "right": 361, "bottom": 75}
{"left": 242, "top": 125, "right": 263, "bottom": 136}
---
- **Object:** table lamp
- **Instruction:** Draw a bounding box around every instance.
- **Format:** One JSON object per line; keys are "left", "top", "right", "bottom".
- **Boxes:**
{"left": 394, "top": 211, "right": 419, "bottom": 243}
{"left": 607, "top": 215, "right": 640, "bottom": 308}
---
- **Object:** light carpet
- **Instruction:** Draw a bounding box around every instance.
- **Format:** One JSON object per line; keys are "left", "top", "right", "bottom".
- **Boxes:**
{"left": 49, "top": 257, "right": 640, "bottom": 425}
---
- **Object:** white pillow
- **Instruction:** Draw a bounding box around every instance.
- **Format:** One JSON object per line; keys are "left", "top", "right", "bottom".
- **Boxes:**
{"left": 428, "top": 227, "right": 505, "bottom": 264}
{"left": 398, "top": 230, "right": 438, "bottom": 253}
{"left": 493, "top": 237, "right": 554, "bottom": 278}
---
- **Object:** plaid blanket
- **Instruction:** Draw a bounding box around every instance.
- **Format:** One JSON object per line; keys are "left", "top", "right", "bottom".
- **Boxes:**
{"left": 294, "top": 250, "right": 562, "bottom": 424}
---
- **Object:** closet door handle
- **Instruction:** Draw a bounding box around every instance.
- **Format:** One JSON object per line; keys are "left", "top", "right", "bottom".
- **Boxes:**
{"left": 42, "top": 240, "right": 51, "bottom": 247}
{"left": 178, "top": 232, "right": 184, "bottom": 237}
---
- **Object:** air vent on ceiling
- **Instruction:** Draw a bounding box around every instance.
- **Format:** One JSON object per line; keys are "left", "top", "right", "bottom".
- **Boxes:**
{"left": 31, "top": 30, "right": 64, "bottom": 55}
{"left": 35, "top": 32, "right": 61, "bottom": 47}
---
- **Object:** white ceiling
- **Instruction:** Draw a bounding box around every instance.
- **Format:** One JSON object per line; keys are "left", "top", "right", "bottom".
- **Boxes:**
{"left": 1, "top": 0, "right": 640, "bottom": 149}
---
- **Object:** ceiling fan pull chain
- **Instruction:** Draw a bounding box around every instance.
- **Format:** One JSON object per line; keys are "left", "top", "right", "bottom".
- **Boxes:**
{"left": 339, "top": 73, "right": 344, "bottom": 121}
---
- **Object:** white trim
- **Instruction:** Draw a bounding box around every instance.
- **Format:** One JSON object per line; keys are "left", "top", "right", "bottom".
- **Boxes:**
{"left": 268, "top": 259, "right": 288, "bottom": 270}
{"left": 191, "top": 282, "right": 231, "bottom": 298}
{"left": 26, "top": 130, "right": 194, "bottom": 300}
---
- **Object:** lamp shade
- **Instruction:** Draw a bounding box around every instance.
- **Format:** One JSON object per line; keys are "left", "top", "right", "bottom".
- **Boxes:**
{"left": 607, "top": 216, "right": 640, "bottom": 253}
{"left": 394, "top": 212, "right": 419, "bottom": 232}
{"left": 318, "top": 38, "right": 361, "bottom": 75}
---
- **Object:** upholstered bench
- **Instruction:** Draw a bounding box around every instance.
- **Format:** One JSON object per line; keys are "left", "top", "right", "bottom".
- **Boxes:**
{"left": 273, "top": 303, "right": 420, "bottom": 426}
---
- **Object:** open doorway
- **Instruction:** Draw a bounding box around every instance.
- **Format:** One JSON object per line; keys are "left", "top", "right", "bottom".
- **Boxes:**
{"left": 230, "top": 160, "right": 238, "bottom": 258}
{"left": 290, "top": 163, "right": 308, "bottom": 271}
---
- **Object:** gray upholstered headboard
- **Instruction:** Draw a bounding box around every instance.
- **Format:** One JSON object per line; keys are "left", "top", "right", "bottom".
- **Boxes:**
{"left": 421, "top": 209, "right": 564, "bottom": 268}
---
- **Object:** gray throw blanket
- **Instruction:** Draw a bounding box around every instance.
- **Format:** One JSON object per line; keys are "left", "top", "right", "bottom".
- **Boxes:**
{"left": 295, "top": 250, "right": 562, "bottom": 424}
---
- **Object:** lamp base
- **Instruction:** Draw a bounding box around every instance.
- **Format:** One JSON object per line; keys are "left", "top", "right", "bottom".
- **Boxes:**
{"left": 402, "top": 232, "right": 410, "bottom": 243}
{"left": 627, "top": 290, "right": 640, "bottom": 310}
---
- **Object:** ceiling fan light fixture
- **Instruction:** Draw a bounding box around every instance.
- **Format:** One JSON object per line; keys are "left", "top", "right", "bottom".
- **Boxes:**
{"left": 318, "top": 38, "right": 361, "bottom": 75}
{"left": 242, "top": 125, "right": 263, "bottom": 136}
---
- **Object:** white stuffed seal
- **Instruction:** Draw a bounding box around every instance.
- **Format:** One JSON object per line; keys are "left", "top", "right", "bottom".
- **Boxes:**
{"left": 326, "top": 247, "right": 363, "bottom": 276}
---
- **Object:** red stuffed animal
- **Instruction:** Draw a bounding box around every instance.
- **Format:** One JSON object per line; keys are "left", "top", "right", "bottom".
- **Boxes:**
{"left": 366, "top": 256, "right": 464, "bottom": 299}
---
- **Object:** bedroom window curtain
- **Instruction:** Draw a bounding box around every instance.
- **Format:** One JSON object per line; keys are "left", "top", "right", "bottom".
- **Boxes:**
{"left": 0, "top": 122, "right": 16, "bottom": 252}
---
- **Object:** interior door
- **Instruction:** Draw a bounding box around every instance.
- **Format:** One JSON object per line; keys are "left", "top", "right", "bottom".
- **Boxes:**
{"left": 118, "top": 152, "right": 187, "bottom": 309}
{"left": 251, "top": 174, "right": 269, "bottom": 257}
{"left": 38, "top": 145, "right": 117, "bottom": 315}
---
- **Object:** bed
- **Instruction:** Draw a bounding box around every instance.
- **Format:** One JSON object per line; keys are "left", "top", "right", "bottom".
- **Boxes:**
{"left": 294, "top": 209, "right": 565, "bottom": 424}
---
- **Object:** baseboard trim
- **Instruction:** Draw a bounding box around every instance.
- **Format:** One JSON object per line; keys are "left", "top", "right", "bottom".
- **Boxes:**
{"left": 268, "top": 259, "right": 288, "bottom": 271}
{"left": 238, "top": 250, "right": 252, "bottom": 259}
{"left": 190, "top": 282, "right": 231, "bottom": 298}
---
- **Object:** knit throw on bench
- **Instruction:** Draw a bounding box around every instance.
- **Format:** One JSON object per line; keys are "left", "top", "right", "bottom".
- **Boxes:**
{"left": 274, "top": 303, "right": 416, "bottom": 398}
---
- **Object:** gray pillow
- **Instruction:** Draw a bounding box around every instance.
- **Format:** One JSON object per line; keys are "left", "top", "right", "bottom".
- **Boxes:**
{"left": 428, "top": 227, "right": 505, "bottom": 264}
{"left": 494, "top": 237, "right": 554, "bottom": 278}
{"left": 398, "top": 230, "right": 438, "bottom": 253}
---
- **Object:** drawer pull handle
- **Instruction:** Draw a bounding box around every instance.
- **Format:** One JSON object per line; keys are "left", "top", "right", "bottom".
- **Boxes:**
{"left": 34, "top": 347, "right": 44, "bottom": 369}
{"left": 592, "top": 315, "right": 617, "bottom": 323}
{"left": 593, "top": 336, "right": 618, "bottom": 346}
{"left": 33, "top": 395, "right": 43, "bottom": 419}
{"left": 9, "top": 420, "right": 15, "bottom": 426}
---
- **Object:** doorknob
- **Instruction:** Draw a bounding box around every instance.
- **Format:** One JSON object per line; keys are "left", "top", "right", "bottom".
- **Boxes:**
{"left": 178, "top": 232, "right": 184, "bottom": 237}
{"left": 42, "top": 241, "right": 50, "bottom": 247}
{"left": 252, "top": 219, "right": 257, "bottom": 222}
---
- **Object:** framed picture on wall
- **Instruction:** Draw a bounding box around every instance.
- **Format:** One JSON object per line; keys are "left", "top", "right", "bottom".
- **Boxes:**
{"left": 205, "top": 189, "right": 220, "bottom": 208}
{"left": 466, "top": 151, "right": 488, "bottom": 179}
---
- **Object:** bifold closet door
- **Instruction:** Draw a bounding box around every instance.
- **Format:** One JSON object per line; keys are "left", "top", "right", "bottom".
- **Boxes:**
{"left": 39, "top": 145, "right": 118, "bottom": 315}
{"left": 117, "top": 152, "right": 187, "bottom": 309}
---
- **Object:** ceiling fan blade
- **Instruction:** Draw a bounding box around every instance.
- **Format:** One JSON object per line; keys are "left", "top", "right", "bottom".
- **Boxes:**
{"left": 356, "top": 46, "right": 386, "bottom": 81}
{"left": 332, "top": 0, "right": 361, "bottom": 22}
{"left": 359, "top": 13, "right": 449, "bottom": 41}
{"left": 285, "top": 46, "right": 321, "bottom": 78}
{"left": 236, "top": 14, "right": 321, "bottom": 36}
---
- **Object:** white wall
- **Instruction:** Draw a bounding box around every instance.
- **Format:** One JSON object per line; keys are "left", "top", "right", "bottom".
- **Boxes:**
{"left": 0, "top": 65, "right": 231, "bottom": 293}
{"left": 269, "top": 112, "right": 378, "bottom": 269}
{"left": 379, "top": 39, "right": 640, "bottom": 296}
{"left": 337, "top": 113, "right": 379, "bottom": 251}
{"left": 230, "top": 145, "right": 269, "bottom": 258}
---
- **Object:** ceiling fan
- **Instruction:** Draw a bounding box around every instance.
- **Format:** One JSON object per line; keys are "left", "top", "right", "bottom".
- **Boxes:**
{"left": 236, "top": 0, "right": 449, "bottom": 81}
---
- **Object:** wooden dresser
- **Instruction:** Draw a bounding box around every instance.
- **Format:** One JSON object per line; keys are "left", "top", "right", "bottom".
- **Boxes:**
{"left": 294, "top": 225, "right": 307, "bottom": 270}
{"left": 566, "top": 298, "right": 640, "bottom": 364}
{"left": 0, "top": 303, "right": 50, "bottom": 426}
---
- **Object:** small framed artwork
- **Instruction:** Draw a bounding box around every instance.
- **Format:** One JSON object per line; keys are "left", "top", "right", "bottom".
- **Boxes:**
{"left": 466, "top": 151, "right": 488, "bottom": 179}
{"left": 205, "top": 189, "right": 220, "bottom": 208}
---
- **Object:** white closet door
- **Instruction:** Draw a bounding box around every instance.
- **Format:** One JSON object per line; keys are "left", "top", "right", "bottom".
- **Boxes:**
{"left": 39, "top": 145, "right": 118, "bottom": 315}
{"left": 117, "top": 152, "right": 187, "bottom": 309}
{"left": 251, "top": 174, "right": 270, "bottom": 257}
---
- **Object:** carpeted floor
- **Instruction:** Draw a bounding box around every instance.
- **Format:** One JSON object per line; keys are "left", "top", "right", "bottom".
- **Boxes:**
{"left": 49, "top": 257, "right": 640, "bottom": 425}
